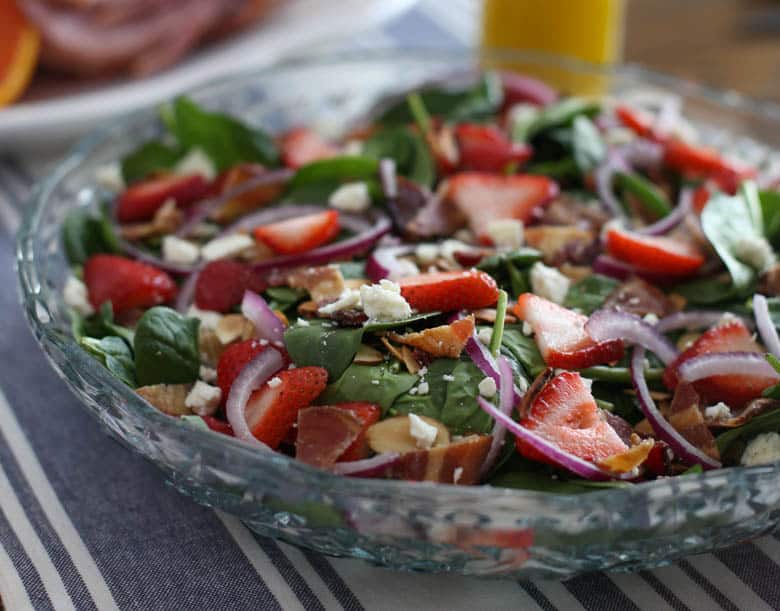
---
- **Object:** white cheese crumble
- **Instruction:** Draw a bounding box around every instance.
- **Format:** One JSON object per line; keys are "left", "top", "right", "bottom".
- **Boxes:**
{"left": 704, "top": 402, "right": 731, "bottom": 421}
{"left": 162, "top": 236, "right": 200, "bottom": 265}
{"left": 318, "top": 289, "right": 361, "bottom": 315}
{"left": 267, "top": 376, "right": 282, "bottom": 389}
{"left": 529, "top": 261, "right": 571, "bottom": 304}
{"left": 63, "top": 275, "right": 94, "bottom": 316}
{"left": 415, "top": 243, "right": 440, "bottom": 266}
{"left": 173, "top": 147, "right": 217, "bottom": 181}
{"left": 328, "top": 182, "right": 371, "bottom": 212}
{"left": 201, "top": 234, "right": 254, "bottom": 262}
{"left": 643, "top": 313, "right": 660, "bottom": 325}
{"left": 734, "top": 235, "right": 776, "bottom": 272}
{"left": 187, "top": 305, "right": 222, "bottom": 330}
{"left": 185, "top": 381, "right": 222, "bottom": 416}
{"left": 94, "top": 162, "right": 125, "bottom": 192}
{"left": 717, "top": 312, "right": 739, "bottom": 327}
{"left": 359, "top": 279, "right": 412, "bottom": 322}
{"left": 296, "top": 318, "right": 311, "bottom": 327}
{"left": 522, "top": 321, "right": 533, "bottom": 336}
{"left": 440, "top": 239, "right": 478, "bottom": 266}
{"left": 477, "top": 328, "right": 493, "bottom": 345}
{"left": 741, "top": 432, "right": 780, "bottom": 466}
{"left": 486, "top": 219, "right": 524, "bottom": 249}
{"left": 341, "top": 139, "right": 364, "bottom": 156}
{"left": 452, "top": 466, "right": 464, "bottom": 484}
{"left": 199, "top": 366, "right": 217, "bottom": 383}
{"left": 408, "top": 413, "right": 438, "bottom": 449}
{"left": 416, "top": 381, "right": 430, "bottom": 395}
{"left": 478, "top": 377, "right": 497, "bottom": 398}
{"left": 442, "top": 374, "right": 455, "bottom": 382}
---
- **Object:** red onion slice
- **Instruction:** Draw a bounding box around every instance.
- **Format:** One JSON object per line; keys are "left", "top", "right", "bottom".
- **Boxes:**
{"left": 754, "top": 294, "right": 780, "bottom": 359}
{"left": 175, "top": 269, "right": 200, "bottom": 313}
{"left": 476, "top": 396, "right": 625, "bottom": 481}
{"left": 655, "top": 310, "right": 753, "bottom": 334}
{"left": 630, "top": 347, "right": 721, "bottom": 469}
{"left": 677, "top": 351, "right": 780, "bottom": 384}
{"left": 332, "top": 452, "right": 400, "bottom": 477}
{"left": 636, "top": 187, "right": 691, "bottom": 236}
{"left": 595, "top": 154, "right": 630, "bottom": 218}
{"left": 226, "top": 348, "right": 285, "bottom": 447}
{"left": 586, "top": 309, "right": 678, "bottom": 365}
{"left": 592, "top": 254, "right": 636, "bottom": 281}
{"left": 480, "top": 356, "right": 517, "bottom": 479}
{"left": 251, "top": 212, "right": 391, "bottom": 273}
{"left": 365, "top": 245, "right": 415, "bottom": 282}
{"left": 241, "top": 290, "right": 284, "bottom": 343}
{"left": 176, "top": 167, "right": 294, "bottom": 237}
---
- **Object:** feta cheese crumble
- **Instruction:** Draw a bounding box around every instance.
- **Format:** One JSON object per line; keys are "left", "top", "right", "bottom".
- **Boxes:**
{"left": 486, "top": 219, "right": 524, "bottom": 249}
{"left": 734, "top": 235, "right": 776, "bottom": 272}
{"left": 409, "top": 413, "right": 438, "bottom": 449}
{"left": 452, "top": 466, "right": 464, "bottom": 484}
{"left": 267, "top": 376, "right": 282, "bottom": 389}
{"left": 201, "top": 234, "right": 254, "bottom": 262}
{"left": 187, "top": 305, "right": 222, "bottom": 330}
{"left": 643, "top": 313, "right": 660, "bottom": 325}
{"left": 162, "top": 236, "right": 200, "bottom": 265}
{"left": 63, "top": 275, "right": 94, "bottom": 316}
{"left": 199, "top": 366, "right": 217, "bottom": 383}
{"left": 185, "top": 381, "right": 222, "bottom": 416}
{"left": 173, "top": 148, "right": 217, "bottom": 181}
{"left": 442, "top": 374, "right": 455, "bottom": 382}
{"left": 522, "top": 321, "right": 533, "bottom": 336}
{"left": 328, "top": 182, "right": 371, "bottom": 212}
{"left": 704, "top": 402, "right": 731, "bottom": 421}
{"left": 359, "top": 279, "right": 412, "bottom": 322}
{"left": 94, "top": 162, "right": 125, "bottom": 192}
{"left": 416, "top": 381, "right": 430, "bottom": 395}
{"left": 478, "top": 377, "right": 497, "bottom": 398}
{"left": 477, "top": 328, "right": 493, "bottom": 345}
{"left": 318, "top": 289, "right": 361, "bottom": 315}
{"left": 741, "top": 432, "right": 780, "bottom": 466}
{"left": 415, "top": 243, "right": 439, "bottom": 266}
{"left": 529, "top": 261, "right": 571, "bottom": 304}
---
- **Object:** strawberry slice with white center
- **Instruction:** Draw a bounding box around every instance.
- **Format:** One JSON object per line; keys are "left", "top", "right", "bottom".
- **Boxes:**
{"left": 446, "top": 172, "right": 558, "bottom": 245}
{"left": 516, "top": 371, "right": 628, "bottom": 464}
{"left": 514, "top": 293, "right": 624, "bottom": 369}
{"left": 663, "top": 320, "right": 776, "bottom": 408}
{"left": 605, "top": 227, "right": 705, "bottom": 278}
{"left": 253, "top": 210, "right": 340, "bottom": 255}
{"left": 244, "top": 366, "right": 329, "bottom": 448}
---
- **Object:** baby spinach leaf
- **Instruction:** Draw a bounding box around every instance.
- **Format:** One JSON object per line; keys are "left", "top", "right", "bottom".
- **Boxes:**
{"left": 121, "top": 140, "right": 185, "bottom": 184}
{"left": 62, "top": 207, "right": 120, "bottom": 266}
{"left": 362, "top": 127, "right": 435, "bottom": 189}
{"left": 378, "top": 72, "right": 503, "bottom": 124}
{"left": 616, "top": 171, "right": 672, "bottom": 219}
{"left": 73, "top": 302, "right": 134, "bottom": 345}
{"left": 571, "top": 115, "right": 606, "bottom": 174}
{"left": 673, "top": 275, "right": 752, "bottom": 306}
{"left": 477, "top": 248, "right": 541, "bottom": 298}
{"left": 165, "top": 97, "right": 279, "bottom": 170}
{"left": 761, "top": 189, "right": 780, "bottom": 245}
{"left": 318, "top": 362, "right": 418, "bottom": 412}
{"left": 283, "top": 156, "right": 379, "bottom": 203}
{"left": 525, "top": 97, "right": 600, "bottom": 141}
{"left": 134, "top": 307, "right": 200, "bottom": 386}
{"left": 362, "top": 312, "right": 441, "bottom": 333}
{"left": 80, "top": 336, "right": 136, "bottom": 387}
{"left": 392, "top": 359, "right": 457, "bottom": 421}
{"left": 716, "top": 405, "right": 780, "bottom": 455}
{"left": 580, "top": 365, "right": 663, "bottom": 385}
{"left": 701, "top": 189, "right": 762, "bottom": 293}
{"left": 284, "top": 320, "right": 363, "bottom": 380}
{"left": 500, "top": 326, "right": 545, "bottom": 378}
{"left": 564, "top": 274, "right": 619, "bottom": 314}
{"left": 264, "top": 287, "right": 306, "bottom": 312}
{"left": 525, "top": 157, "right": 580, "bottom": 181}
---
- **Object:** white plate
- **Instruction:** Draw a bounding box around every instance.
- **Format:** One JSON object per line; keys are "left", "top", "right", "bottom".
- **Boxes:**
{"left": 0, "top": 0, "right": 419, "bottom": 153}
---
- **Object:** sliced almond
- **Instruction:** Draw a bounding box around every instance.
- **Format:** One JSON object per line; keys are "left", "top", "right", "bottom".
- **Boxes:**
{"left": 380, "top": 336, "right": 406, "bottom": 363}
{"left": 137, "top": 384, "right": 192, "bottom": 416}
{"left": 558, "top": 264, "right": 592, "bottom": 282}
{"left": 598, "top": 439, "right": 654, "bottom": 473}
{"left": 215, "top": 314, "right": 255, "bottom": 345}
{"left": 472, "top": 308, "right": 517, "bottom": 324}
{"left": 120, "top": 199, "right": 183, "bottom": 241}
{"left": 286, "top": 265, "right": 345, "bottom": 302}
{"left": 400, "top": 346, "right": 421, "bottom": 375}
{"left": 524, "top": 225, "right": 594, "bottom": 264}
{"left": 199, "top": 327, "right": 226, "bottom": 366}
{"left": 353, "top": 344, "right": 384, "bottom": 365}
{"left": 633, "top": 418, "right": 654, "bottom": 437}
{"left": 297, "top": 300, "right": 319, "bottom": 317}
{"left": 366, "top": 415, "right": 450, "bottom": 455}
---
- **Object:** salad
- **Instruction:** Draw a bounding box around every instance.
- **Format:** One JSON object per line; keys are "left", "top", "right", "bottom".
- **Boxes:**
{"left": 62, "top": 70, "right": 780, "bottom": 492}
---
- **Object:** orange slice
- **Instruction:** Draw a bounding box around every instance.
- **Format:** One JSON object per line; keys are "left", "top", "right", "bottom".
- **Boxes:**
{"left": 0, "top": 0, "right": 41, "bottom": 107}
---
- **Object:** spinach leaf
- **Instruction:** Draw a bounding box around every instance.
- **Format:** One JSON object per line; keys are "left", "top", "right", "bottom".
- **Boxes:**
{"left": 525, "top": 97, "right": 600, "bottom": 141}
{"left": 80, "top": 336, "right": 136, "bottom": 387}
{"left": 716, "top": 406, "right": 780, "bottom": 455}
{"left": 284, "top": 320, "right": 363, "bottom": 380}
{"left": 564, "top": 274, "right": 619, "bottom": 314}
{"left": 591, "top": 382, "right": 643, "bottom": 424}
{"left": 284, "top": 156, "right": 379, "bottom": 202}
{"left": 673, "top": 275, "right": 752, "bottom": 306}
{"left": 62, "top": 207, "right": 120, "bottom": 266}
{"left": 362, "top": 127, "right": 435, "bottom": 189}
{"left": 701, "top": 189, "right": 762, "bottom": 293}
{"left": 761, "top": 189, "right": 780, "bottom": 246}
{"left": 362, "top": 312, "right": 441, "bottom": 333}
{"left": 392, "top": 358, "right": 456, "bottom": 421}
{"left": 616, "top": 171, "right": 672, "bottom": 219}
{"left": 500, "top": 326, "right": 545, "bottom": 378}
{"left": 580, "top": 365, "right": 664, "bottom": 385}
{"left": 378, "top": 73, "right": 503, "bottom": 124}
{"left": 761, "top": 354, "right": 780, "bottom": 400}
{"left": 571, "top": 115, "right": 606, "bottom": 174}
{"left": 264, "top": 287, "right": 306, "bottom": 312}
{"left": 121, "top": 140, "right": 184, "bottom": 184}
{"left": 477, "top": 248, "right": 541, "bottom": 298}
{"left": 73, "top": 302, "right": 135, "bottom": 345}
{"left": 319, "top": 362, "right": 418, "bottom": 412}
{"left": 525, "top": 157, "right": 580, "bottom": 181}
{"left": 165, "top": 97, "right": 279, "bottom": 170}
{"left": 134, "top": 307, "right": 200, "bottom": 386}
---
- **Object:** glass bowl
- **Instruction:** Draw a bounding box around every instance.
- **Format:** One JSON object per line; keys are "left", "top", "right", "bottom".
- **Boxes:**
{"left": 16, "top": 49, "right": 780, "bottom": 580}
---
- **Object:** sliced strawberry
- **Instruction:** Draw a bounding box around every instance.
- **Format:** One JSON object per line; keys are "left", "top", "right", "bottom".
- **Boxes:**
{"left": 217, "top": 339, "right": 288, "bottom": 403}
{"left": 398, "top": 270, "right": 499, "bottom": 313}
{"left": 663, "top": 138, "right": 756, "bottom": 195}
{"left": 605, "top": 227, "right": 704, "bottom": 278}
{"left": 446, "top": 173, "right": 558, "bottom": 244}
{"left": 280, "top": 127, "right": 339, "bottom": 169}
{"left": 514, "top": 293, "right": 624, "bottom": 369}
{"left": 663, "top": 320, "right": 775, "bottom": 407}
{"left": 516, "top": 371, "right": 628, "bottom": 464}
{"left": 201, "top": 416, "right": 234, "bottom": 436}
{"left": 253, "top": 210, "right": 340, "bottom": 255}
{"left": 615, "top": 104, "right": 659, "bottom": 140}
{"left": 334, "top": 402, "right": 382, "bottom": 462}
{"left": 296, "top": 406, "right": 363, "bottom": 468}
{"left": 691, "top": 184, "right": 712, "bottom": 215}
{"left": 194, "top": 260, "right": 267, "bottom": 313}
{"left": 84, "top": 254, "right": 177, "bottom": 315}
{"left": 244, "top": 366, "right": 329, "bottom": 448}
{"left": 116, "top": 173, "right": 210, "bottom": 223}
{"left": 455, "top": 123, "right": 532, "bottom": 173}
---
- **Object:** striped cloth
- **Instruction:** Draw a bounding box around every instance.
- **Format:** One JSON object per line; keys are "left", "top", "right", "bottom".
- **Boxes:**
{"left": 2, "top": 1, "right": 780, "bottom": 609}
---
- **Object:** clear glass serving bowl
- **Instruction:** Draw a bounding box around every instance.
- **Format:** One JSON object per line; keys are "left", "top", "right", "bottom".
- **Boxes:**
{"left": 16, "top": 49, "right": 780, "bottom": 580}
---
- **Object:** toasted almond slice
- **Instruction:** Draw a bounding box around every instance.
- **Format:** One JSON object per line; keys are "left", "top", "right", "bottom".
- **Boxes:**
{"left": 558, "top": 264, "right": 592, "bottom": 282}
{"left": 215, "top": 314, "right": 255, "bottom": 345}
{"left": 120, "top": 199, "right": 183, "bottom": 240}
{"left": 380, "top": 336, "right": 406, "bottom": 363}
{"left": 297, "top": 300, "right": 319, "bottom": 317}
{"left": 598, "top": 439, "right": 654, "bottom": 473}
{"left": 524, "top": 225, "right": 594, "bottom": 264}
{"left": 137, "top": 384, "right": 191, "bottom": 416}
{"left": 199, "top": 327, "right": 226, "bottom": 366}
{"left": 472, "top": 308, "right": 517, "bottom": 324}
{"left": 400, "top": 346, "right": 421, "bottom": 375}
{"left": 366, "top": 415, "right": 450, "bottom": 455}
{"left": 286, "top": 265, "right": 346, "bottom": 302}
{"left": 353, "top": 344, "right": 384, "bottom": 365}
{"left": 633, "top": 418, "right": 654, "bottom": 437}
